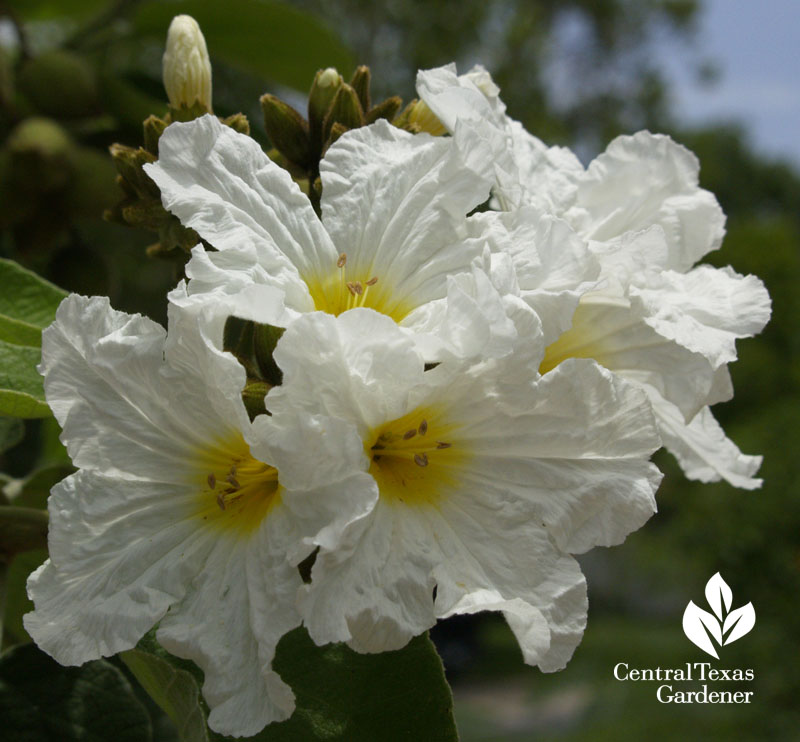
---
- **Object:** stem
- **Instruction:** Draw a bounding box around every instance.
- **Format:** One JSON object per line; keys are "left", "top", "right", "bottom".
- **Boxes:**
{"left": 0, "top": 559, "right": 8, "bottom": 646}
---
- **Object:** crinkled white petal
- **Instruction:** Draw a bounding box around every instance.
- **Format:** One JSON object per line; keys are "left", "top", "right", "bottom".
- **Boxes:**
{"left": 270, "top": 309, "right": 425, "bottom": 433}
{"left": 647, "top": 390, "right": 763, "bottom": 490}
{"left": 588, "top": 225, "right": 672, "bottom": 291}
{"left": 402, "top": 261, "right": 533, "bottom": 362}
{"left": 503, "top": 119, "right": 583, "bottom": 213}
{"left": 144, "top": 114, "right": 333, "bottom": 311}
{"left": 416, "top": 65, "right": 583, "bottom": 213}
{"left": 299, "top": 502, "right": 439, "bottom": 652}
{"left": 566, "top": 131, "right": 726, "bottom": 271}
{"left": 157, "top": 510, "right": 301, "bottom": 736}
{"left": 544, "top": 294, "right": 715, "bottom": 421}
{"left": 251, "top": 403, "right": 379, "bottom": 563}
{"left": 25, "top": 471, "right": 216, "bottom": 665}
{"left": 629, "top": 264, "right": 772, "bottom": 369}
{"left": 319, "top": 119, "right": 494, "bottom": 313}
{"left": 463, "top": 207, "right": 598, "bottom": 345}
{"left": 450, "top": 359, "right": 662, "bottom": 553}
{"left": 39, "top": 295, "right": 248, "bottom": 481}
{"left": 275, "top": 312, "right": 660, "bottom": 661}
{"left": 169, "top": 245, "right": 301, "bottom": 334}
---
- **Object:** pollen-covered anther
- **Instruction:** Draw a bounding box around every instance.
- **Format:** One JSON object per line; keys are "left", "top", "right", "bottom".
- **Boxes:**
{"left": 207, "top": 473, "right": 216, "bottom": 489}
{"left": 436, "top": 441, "right": 451, "bottom": 449}
{"left": 365, "top": 276, "right": 378, "bottom": 286}
{"left": 337, "top": 252, "right": 347, "bottom": 268}
{"left": 414, "top": 453, "right": 428, "bottom": 467}
{"left": 402, "top": 429, "right": 417, "bottom": 440}
{"left": 346, "top": 281, "right": 363, "bottom": 296}
{"left": 418, "top": 419, "right": 428, "bottom": 436}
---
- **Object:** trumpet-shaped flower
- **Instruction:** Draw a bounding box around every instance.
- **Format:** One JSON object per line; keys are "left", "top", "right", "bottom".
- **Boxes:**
{"left": 25, "top": 294, "right": 374, "bottom": 737}
{"left": 145, "top": 114, "right": 537, "bottom": 362}
{"left": 265, "top": 309, "right": 662, "bottom": 669}
{"left": 416, "top": 64, "right": 771, "bottom": 488}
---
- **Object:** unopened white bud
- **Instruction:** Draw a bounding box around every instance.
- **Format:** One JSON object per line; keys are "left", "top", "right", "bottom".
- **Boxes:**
{"left": 163, "top": 15, "right": 212, "bottom": 111}
{"left": 317, "top": 67, "right": 341, "bottom": 89}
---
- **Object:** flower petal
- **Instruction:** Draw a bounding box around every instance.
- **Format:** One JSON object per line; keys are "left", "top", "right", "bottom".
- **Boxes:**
{"left": 157, "top": 512, "right": 301, "bottom": 736}
{"left": 630, "top": 264, "right": 772, "bottom": 369}
{"left": 25, "top": 471, "right": 215, "bottom": 665}
{"left": 542, "top": 294, "right": 715, "bottom": 421}
{"left": 145, "top": 115, "right": 335, "bottom": 310}
{"left": 319, "top": 120, "right": 494, "bottom": 314}
{"left": 648, "top": 391, "right": 763, "bottom": 489}
{"left": 568, "top": 131, "right": 726, "bottom": 270}
{"left": 40, "top": 295, "right": 247, "bottom": 481}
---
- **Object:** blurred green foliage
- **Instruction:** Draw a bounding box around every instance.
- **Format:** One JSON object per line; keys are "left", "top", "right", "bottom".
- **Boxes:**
{"left": 0, "top": 1, "right": 797, "bottom": 740}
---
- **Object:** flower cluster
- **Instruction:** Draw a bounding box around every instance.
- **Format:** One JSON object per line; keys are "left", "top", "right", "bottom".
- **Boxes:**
{"left": 25, "top": 59, "right": 769, "bottom": 737}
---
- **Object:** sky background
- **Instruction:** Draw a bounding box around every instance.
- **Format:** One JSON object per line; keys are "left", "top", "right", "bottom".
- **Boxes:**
{"left": 661, "top": 0, "right": 800, "bottom": 167}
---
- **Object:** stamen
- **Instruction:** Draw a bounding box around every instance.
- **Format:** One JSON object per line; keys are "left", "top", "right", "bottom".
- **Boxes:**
{"left": 207, "top": 473, "right": 216, "bottom": 489}
{"left": 346, "top": 281, "right": 359, "bottom": 296}
{"left": 436, "top": 441, "right": 452, "bottom": 449}
{"left": 365, "top": 276, "right": 378, "bottom": 286}
{"left": 226, "top": 473, "right": 240, "bottom": 488}
{"left": 337, "top": 252, "right": 347, "bottom": 268}
{"left": 414, "top": 452, "right": 428, "bottom": 467}
{"left": 418, "top": 419, "right": 428, "bottom": 436}
{"left": 403, "top": 429, "right": 417, "bottom": 440}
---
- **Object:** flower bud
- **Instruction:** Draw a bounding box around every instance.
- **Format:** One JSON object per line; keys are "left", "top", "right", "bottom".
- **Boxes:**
{"left": 162, "top": 15, "right": 212, "bottom": 112}
{"left": 308, "top": 67, "right": 342, "bottom": 155}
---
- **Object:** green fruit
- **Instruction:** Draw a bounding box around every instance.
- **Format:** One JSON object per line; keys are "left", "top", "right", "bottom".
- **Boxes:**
{"left": 18, "top": 50, "right": 98, "bottom": 119}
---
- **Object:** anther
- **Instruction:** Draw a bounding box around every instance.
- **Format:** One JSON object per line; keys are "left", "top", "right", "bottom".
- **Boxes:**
{"left": 403, "top": 429, "right": 417, "bottom": 440}
{"left": 216, "top": 492, "right": 226, "bottom": 511}
{"left": 418, "top": 419, "right": 428, "bottom": 436}
{"left": 365, "top": 276, "right": 378, "bottom": 286}
{"left": 207, "top": 473, "right": 216, "bottom": 489}
{"left": 414, "top": 452, "right": 428, "bottom": 467}
{"left": 346, "top": 281, "right": 359, "bottom": 296}
{"left": 337, "top": 252, "right": 347, "bottom": 268}
{"left": 436, "top": 441, "right": 452, "bottom": 449}
{"left": 226, "top": 473, "right": 240, "bottom": 489}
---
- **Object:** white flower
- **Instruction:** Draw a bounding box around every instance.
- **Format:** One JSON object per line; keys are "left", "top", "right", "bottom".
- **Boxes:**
{"left": 163, "top": 15, "right": 212, "bottom": 111}
{"left": 265, "top": 309, "right": 662, "bottom": 669}
{"left": 416, "top": 64, "right": 772, "bottom": 488}
{"left": 144, "top": 114, "right": 536, "bottom": 362}
{"left": 24, "top": 294, "right": 372, "bottom": 737}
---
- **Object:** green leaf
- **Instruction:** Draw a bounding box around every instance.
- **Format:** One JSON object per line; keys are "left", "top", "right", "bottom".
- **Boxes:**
{"left": 122, "top": 647, "right": 210, "bottom": 742}
{"left": 0, "top": 507, "right": 49, "bottom": 559}
{"left": 0, "top": 258, "right": 66, "bottom": 347}
{"left": 262, "top": 627, "right": 459, "bottom": 742}
{"left": 131, "top": 626, "right": 458, "bottom": 742}
{"left": 0, "top": 340, "right": 49, "bottom": 418}
{"left": 133, "top": 0, "right": 354, "bottom": 92}
{"left": 0, "top": 643, "right": 153, "bottom": 742}
{"left": 0, "top": 417, "right": 24, "bottom": 454}
{"left": 7, "top": 0, "right": 109, "bottom": 22}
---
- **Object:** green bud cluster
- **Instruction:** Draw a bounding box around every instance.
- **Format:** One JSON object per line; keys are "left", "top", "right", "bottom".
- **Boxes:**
{"left": 260, "top": 65, "right": 402, "bottom": 213}
{"left": 105, "top": 110, "right": 250, "bottom": 257}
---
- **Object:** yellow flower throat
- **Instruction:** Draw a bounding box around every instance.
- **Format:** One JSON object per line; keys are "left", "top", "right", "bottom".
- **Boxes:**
{"left": 306, "top": 253, "right": 414, "bottom": 322}
{"left": 196, "top": 434, "right": 279, "bottom": 534}
{"left": 367, "top": 407, "right": 466, "bottom": 506}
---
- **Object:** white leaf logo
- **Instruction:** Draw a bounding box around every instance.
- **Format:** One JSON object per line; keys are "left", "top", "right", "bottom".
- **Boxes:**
{"left": 682, "top": 573, "right": 755, "bottom": 659}
{"left": 705, "top": 572, "right": 732, "bottom": 620}
{"left": 723, "top": 602, "right": 756, "bottom": 645}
